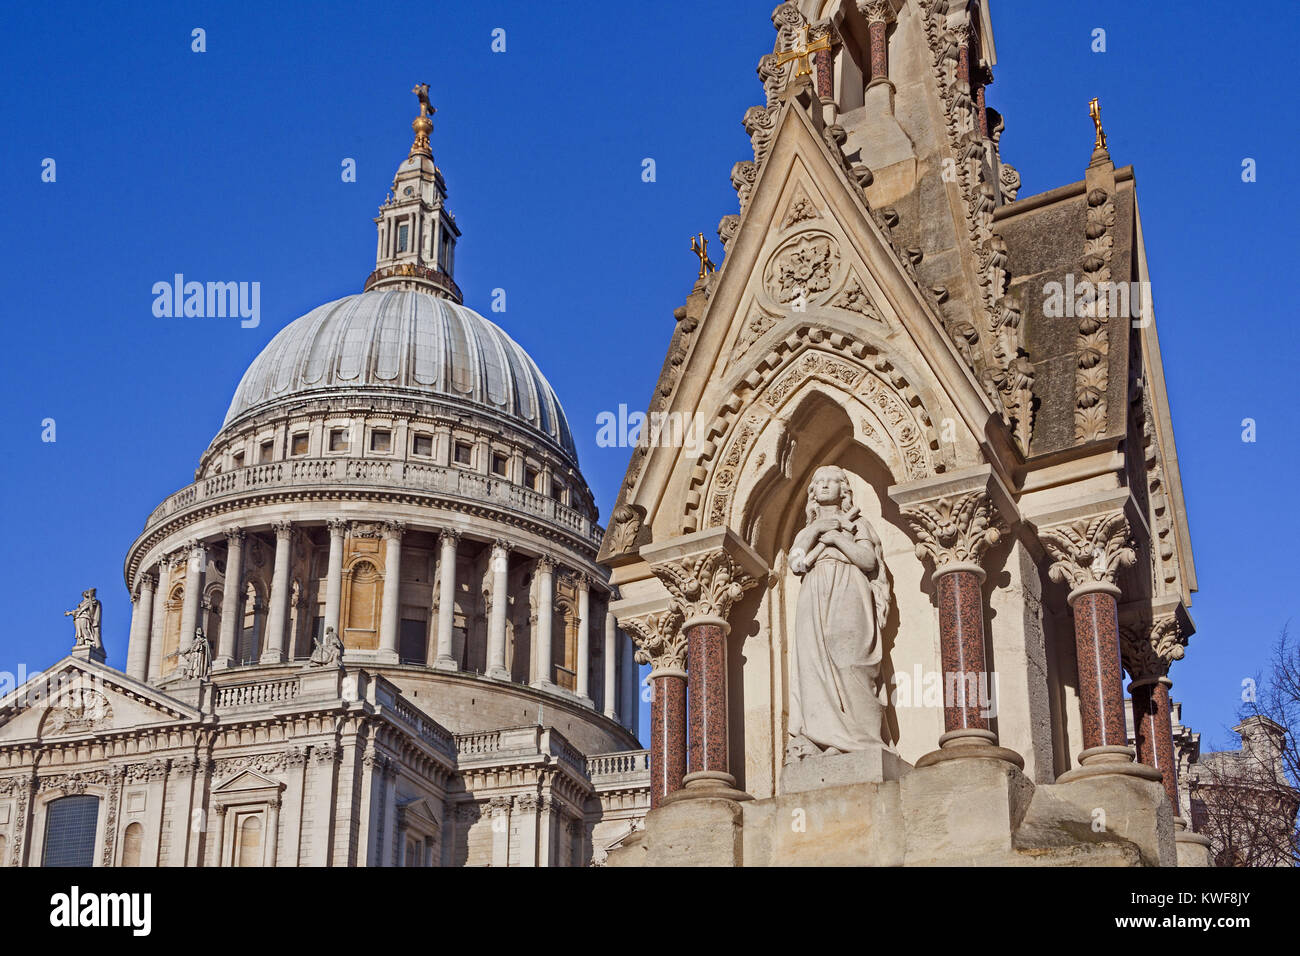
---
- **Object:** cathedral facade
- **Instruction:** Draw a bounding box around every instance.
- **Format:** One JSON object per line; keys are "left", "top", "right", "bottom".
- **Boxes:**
{"left": 3, "top": 0, "right": 1215, "bottom": 868}
{"left": 0, "top": 89, "right": 648, "bottom": 868}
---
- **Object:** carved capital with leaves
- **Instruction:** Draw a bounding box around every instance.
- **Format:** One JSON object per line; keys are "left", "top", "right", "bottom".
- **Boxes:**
{"left": 1039, "top": 511, "right": 1135, "bottom": 591}
{"left": 899, "top": 490, "right": 1001, "bottom": 573}
{"left": 620, "top": 606, "right": 687, "bottom": 675}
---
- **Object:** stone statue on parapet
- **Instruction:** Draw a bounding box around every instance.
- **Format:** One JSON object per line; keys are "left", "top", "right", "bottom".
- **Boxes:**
{"left": 65, "top": 588, "right": 103, "bottom": 651}
{"left": 309, "top": 625, "right": 344, "bottom": 668}
{"left": 183, "top": 626, "right": 212, "bottom": 681}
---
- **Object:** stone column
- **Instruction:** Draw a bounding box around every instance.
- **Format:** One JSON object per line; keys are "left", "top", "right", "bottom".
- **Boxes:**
{"left": 894, "top": 475, "right": 1023, "bottom": 767}
{"left": 1039, "top": 511, "right": 1156, "bottom": 782}
{"left": 860, "top": 0, "right": 893, "bottom": 89}
{"left": 378, "top": 521, "right": 405, "bottom": 664}
{"left": 126, "top": 573, "right": 157, "bottom": 681}
{"left": 215, "top": 529, "right": 244, "bottom": 669}
{"left": 603, "top": 605, "right": 618, "bottom": 720}
{"left": 623, "top": 611, "right": 687, "bottom": 809}
{"left": 147, "top": 558, "right": 171, "bottom": 681}
{"left": 1120, "top": 613, "right": 1190, "bottom": 813}
{"left": 433, "top": 529, "right": 460, "bottom": 670}
{"left": 575, "top": 575, "right": 591, "bottom": 703}
{"left": 646, "top": 529, "right": 764, "bottom": 802}
{"left": 179, "top": 541, "right": 206, "bottom": 673}
{"left": 213, "top": 805, "right": 228, "bottom": 866}
{"left": 489, "top": 796, "right": 512, "bottom": 867}
{"left": 262, "top": 521, "right": 293, "bottom": 664}
{"left": 266, "top": 794, "right": 281, "bottom": 867}
{"left": 531, "top": 556, "right": 555, "bottom": 687}
{"left": 486, "top": 540, "right": 511, "bottom": 679}
{"left": 323, "top": 519, "right": 347, "bottom": 645}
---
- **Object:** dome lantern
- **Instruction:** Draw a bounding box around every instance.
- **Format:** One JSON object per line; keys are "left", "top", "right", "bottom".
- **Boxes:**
{"left": 364, "top": 84, "right": 462, "bottom": 302}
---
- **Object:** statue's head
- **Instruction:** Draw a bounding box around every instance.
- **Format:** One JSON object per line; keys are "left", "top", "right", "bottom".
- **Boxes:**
{"left": 807, "top": 465, "right": 852, "bottom": 516}
{"left": 195, "top": 626, "right": 204, "bottom": 638}
{"left": 83, "top": 588, "right": 96, "bottom": 599}
{"left": 325, "top": 626, "right": 336, "bottom": 637}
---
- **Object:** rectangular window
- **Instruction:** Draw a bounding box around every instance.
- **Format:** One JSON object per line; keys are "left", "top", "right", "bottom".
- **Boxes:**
{"left": 525, "top": 466, "right": 539, "bottom": 490}
{"left": 396, "top": 223, "right": 409, "bottom": 253}
{"left": 259, "top": 439, "right": 274, "bottom": 463}
{"left": 42, "top": 795, "right": 100, "bottom": 867}
{"left": 412, "top": 434, "right": 433, "bottom": 457}
{"left": 232, "top": 451, "right": 245, "bottom": 469}
{"left": 329, "top": 429, "right": 348, "bottom": 452}
{"left": 454, "top": 441, "right": 472, "bottom": 466}
{"left": 552, "top": 480, "right": 565, "bottom": 503}
{"left": 491, "top": 453, "right": 508, "bottom": 476}
{"left": 370, "top": 429, "right": 392, "bottom": 453}
{"left": 290, "top": 433, "right": 309, "bottom": 456}
{"left": 399, "top": 618, "right": 427, "bottom": 665}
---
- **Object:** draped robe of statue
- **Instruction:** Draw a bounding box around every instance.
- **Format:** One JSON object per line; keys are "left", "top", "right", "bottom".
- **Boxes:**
{"left": 788, "top": 467, "right": 891, "bottom": 756}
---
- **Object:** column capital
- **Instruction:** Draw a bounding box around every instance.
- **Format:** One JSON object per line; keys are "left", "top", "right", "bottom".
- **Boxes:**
{"left": 1120, "top": 611, "right": 1186, "bottom": 685}
{"left": 897, "top": 490, "right": 1002, "bottom": 578}
{"left": 438, "top": 527, "right": 461, "bottom": 546}
{"left": 223, "top": 526, "right": 245, "bottom": 544}
{"left": 491, "top": 538, "right": 512, "bottom": 555}
{"left": 327, "top": 518, "right": 349, "bottom": 537}
{"left": 382, "top": 520, "right": 406, "bottom": 540}
{"left": 1038, "top": 510, "right": 1135, "bottom": 594}
{"left": 488, "top": 795, "right": 512, "bottom": 816}
{"left": 574, "top": 572, "right": 591, "bottom": 592}
{"left": 857, "top": 0, "right": 896, "bottom": 25}
{"left": 642, "top": 528, "right": 766, "bottom": 630}
{"left": 535, "top": 554, "right": 555, "bottom": 574}
{"left": 889, "top": 466, "right": 1017, "bottom": 578}
{"left": 272, "top": 520, "right": 294, "bottom": 541}
{"left": 620, "top": 607, "right": 687, "bottom": 677}
{"left": 139, "top": 571, "right": 158, "bottom": 592}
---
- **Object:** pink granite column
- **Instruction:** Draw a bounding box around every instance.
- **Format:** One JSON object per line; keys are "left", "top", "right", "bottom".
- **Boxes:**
{"left": 974, "top": 65, "right": 991, "bottom": 139}
{"left": 649, "top": 670, "right": 687, "bottom": 809}
{"left": 1069, "top": 583, "right": 1130, "bottom": 763}
{"left": 684, "top": 619, "right": 732, "bottom": 788}
{"left": 934, "top": 565, "right": 991, "bottom": 739}
{"left": 868, "top": 19, "right": 888, "bottom": 84}
{"left": 1131, "top": 676, "right": 1179, "bottom": 810}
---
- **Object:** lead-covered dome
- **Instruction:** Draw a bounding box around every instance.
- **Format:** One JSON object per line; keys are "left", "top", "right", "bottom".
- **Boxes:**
{"left": 223, "top": 290, "right": 577, "bottom": 458}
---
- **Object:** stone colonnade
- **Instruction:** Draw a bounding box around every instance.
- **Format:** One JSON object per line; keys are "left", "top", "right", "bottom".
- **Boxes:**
{"left": 621, "top": 472, "right": 1193, "bottom": 828}
{"left": 125, "top": 520, "right": 637, "bottom": 724}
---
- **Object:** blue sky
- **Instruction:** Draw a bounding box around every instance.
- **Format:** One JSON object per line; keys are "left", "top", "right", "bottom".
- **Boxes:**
{"left": 1, "top": 1, "right": 1295, "bottom": 753}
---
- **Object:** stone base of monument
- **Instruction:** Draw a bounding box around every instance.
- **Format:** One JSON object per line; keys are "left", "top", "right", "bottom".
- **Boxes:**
{"left": 608, "top": 747, "right": 1183, "bottom": 867}
{"left": 780, "top": 746, "right": 911, "bottom": 794}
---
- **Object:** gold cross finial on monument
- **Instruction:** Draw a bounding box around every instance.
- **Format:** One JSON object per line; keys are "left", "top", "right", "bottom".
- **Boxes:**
{"left": 410, "top": 83, "right": 436, "bottom": 158}
{"left": 691, "top": 233, "right": 715, "bottom": 279}
{"left": 1088, "top": 97, "right": 1107, "bottom": 152}
{"left": 775, "top": 25, "right": 831, "bottom": 79}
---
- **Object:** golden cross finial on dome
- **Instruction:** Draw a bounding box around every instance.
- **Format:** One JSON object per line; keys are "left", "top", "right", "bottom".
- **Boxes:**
{"left": 1089, "top": 97, "right": 1107, "bottom": 153}
{"left": 776, "top": 25, "right": 830, "bottom": 79}
{"left": 410, "top": 83, "right": 435, "bottom": 158}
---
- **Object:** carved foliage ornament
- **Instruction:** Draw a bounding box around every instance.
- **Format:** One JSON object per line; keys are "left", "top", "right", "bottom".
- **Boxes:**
{"left": 652, "top": 549, "right": 759, "bottom": 624}
{"left": 764, "top": 233, "right": 838, "bottom": 304}
{"left": 900, "top": 491, "right": 1001, "bottom": 570}
{"left": 621, "top": 606, "right": 686, "bottom": 673}
{"left": 1039, "top": 512, "right": 1135, "bottom": 590}
{"left": 1119, "top": 614, "right": 1185, "bottom": 681}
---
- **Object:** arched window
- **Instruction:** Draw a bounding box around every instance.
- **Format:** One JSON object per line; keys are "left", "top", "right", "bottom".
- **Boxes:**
{"left": 42, "top": 795, "right": 100, "bottom": 867}
{"left": 236, "top": 815, "right": 263, "bottom": 868}
{"left": 346, "top": 560, "right": 380, "bottom": 647}
{"left": 120, "top": 822, "right": 144, "bottom": 867}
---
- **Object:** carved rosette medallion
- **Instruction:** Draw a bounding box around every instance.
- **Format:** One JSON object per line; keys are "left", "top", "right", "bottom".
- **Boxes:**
{"left": 763, "top": 232, "right": 840, "bottom": 305}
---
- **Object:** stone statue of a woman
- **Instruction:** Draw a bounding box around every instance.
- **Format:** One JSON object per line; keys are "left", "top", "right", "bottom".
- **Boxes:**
{"left": 787, "top": 465, "right": 891, "bottom": 759}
